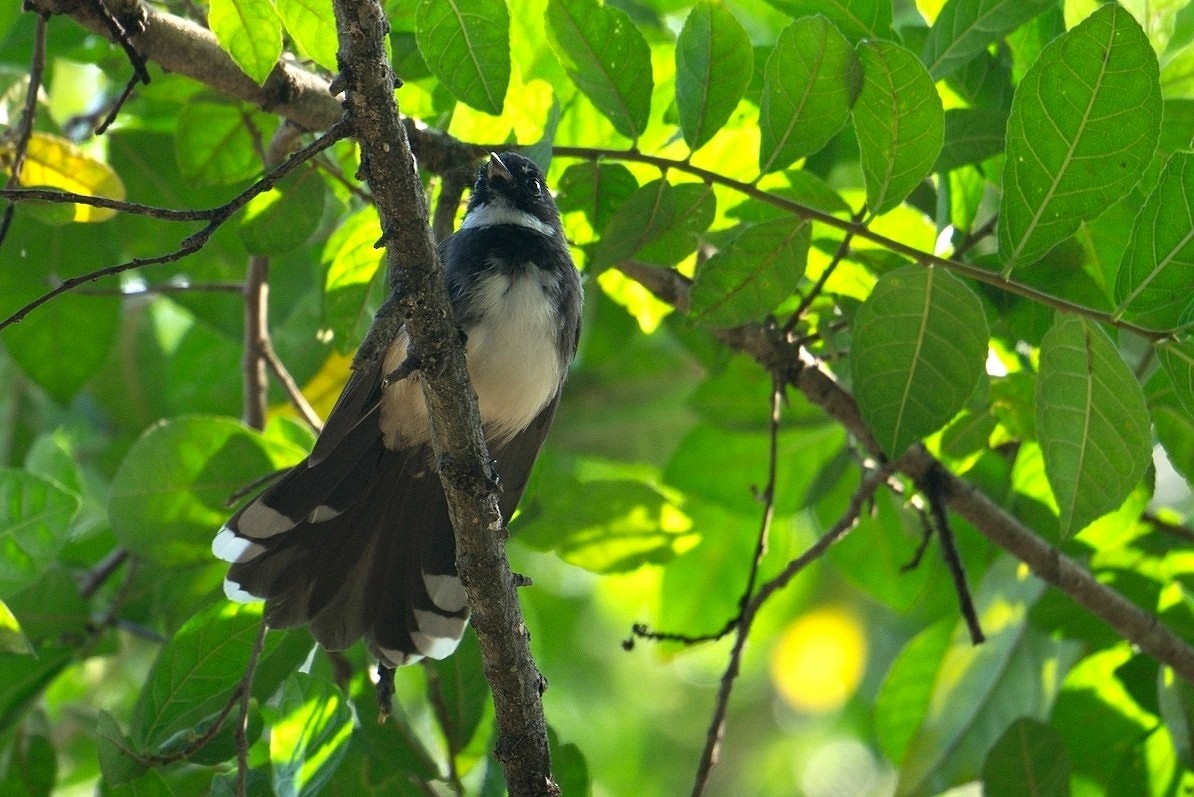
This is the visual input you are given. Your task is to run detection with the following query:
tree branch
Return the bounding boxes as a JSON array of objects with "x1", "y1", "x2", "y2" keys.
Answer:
[
  {"x1": 328, "y1": 1, "x2": 556, "y2": 793},
  {"x1": 622, "y1": 263, "x2": 1194, "y2": 684}
]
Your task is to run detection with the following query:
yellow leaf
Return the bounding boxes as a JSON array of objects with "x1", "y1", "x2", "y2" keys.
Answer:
[{"x1": 13, "y1": 132, "x2": 126, "y2": 222}]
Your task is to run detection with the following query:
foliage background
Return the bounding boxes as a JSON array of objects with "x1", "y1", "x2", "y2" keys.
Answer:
[{"x1": 2, "y1": 0, "x2": 1194, "y2": 795}]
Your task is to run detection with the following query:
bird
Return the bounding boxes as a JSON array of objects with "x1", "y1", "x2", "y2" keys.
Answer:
[{"x1": 212, "y1": 151, "x2": 582, "y2": 667}]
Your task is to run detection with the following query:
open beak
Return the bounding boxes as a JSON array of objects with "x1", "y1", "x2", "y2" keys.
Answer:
[{"x1": 487, "y1": 152, "x2": 513, "y2": 183}]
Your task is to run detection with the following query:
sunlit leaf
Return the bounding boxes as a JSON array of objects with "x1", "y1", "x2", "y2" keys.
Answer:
[
  {"x1": 515, "y1": 454, "x2": 696, "y2": 573},
  {"x1": 546, "y1": 0, "x2": 653, "y2": 140},
  {"x1": 416, "y1": 0, "x2": 510, "y2": 114},
  {"x1": 675, "y1": 1, "x2": 753, "y2": 152},
  {"x1": 322, "y1": 206, "x2": 385, "y2": 352},
  {"x1": 998, "y1": 5, "x2": 1161, "y2": 273},
  {"x1": 1113, "y1": 151, "x2": 1194, "y2": 331},
  {"x1": 0, "y1": 599, "x2": 32, "y2": 655},
  {"x1": 689, "y1": 218, "x2": 810, "y2": 327},
  {"x1": 851, "y1": 267, "x2": 989, "y2": 458},
  {"x1": 276, "y1": 0, "x2": 339, "y2": 71},
  {"x1": 758, "y1": 15, "x2": 861, "y2": 174},
  {"x1": 1036, "y1": 315, "x2": 1151, "y2": 537},
  {"x1": 853, "y1": 39, "x2": 944, "y2": 215},
  {"x1": 270, "y1": 670, "x2": 353, "y2": 797},
  {"x1": 208, "y1": 0, "x2": 282, "y2": 85},
  {"x1": 13, "y1": 132, "x2": 125, "y2": 222}
]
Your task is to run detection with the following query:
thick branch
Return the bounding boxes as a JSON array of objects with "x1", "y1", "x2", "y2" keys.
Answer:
[
  {"x1": 624, "y1": 263, "x2": 1194, "y2": 684},
  {"x1": 328, "y1": 1, "x2": 556, "y2": 794}
]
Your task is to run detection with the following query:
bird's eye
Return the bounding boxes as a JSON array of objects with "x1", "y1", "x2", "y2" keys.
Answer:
[{"x1": 528, "y1": 179, "x2": 542, "y2": 196}]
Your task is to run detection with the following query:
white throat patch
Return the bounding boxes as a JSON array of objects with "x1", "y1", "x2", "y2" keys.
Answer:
[{"x1": 459, "y1": 201, "x2": 556, "y2": 238}]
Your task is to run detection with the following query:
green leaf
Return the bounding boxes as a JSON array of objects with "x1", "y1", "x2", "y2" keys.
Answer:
[
  {"x1": 515, "y1": 454, "x2": 696, "y2": 573},
  {"x1": 276, "y1": 0, "x2": 338, "y2": 71},
  {"x1": 1158, "y1": 339, "x2": 1194, "y2": 418},
  {"x1": 851, "y1": 267, "x2": 989, "y2": 458},
  {"x1": 322, "y1": 206, "x2": 385, "y2": 352},
  {"x1": 7, "y1": 569, "x2": 90, "y2": 648},
  {"x1": 0, "y1": 645, "x2": 72, "y2": 735},
  {"x1": 934, "y1": 108, "x2": 1008, "y2": 172},
  {"x1": 208, "y1": 0, "x2": 282, "y2": 85},
  {"x1": 0, "y1": 470, "x2": 79, "y2": 598},
  {"x1": 416, "y1": 0, "x2": 510, "y2": 115},
  {"x1": 922, "y1": 0, "x2": 1055, "y2": 80},
  {"x1": 426, "y1": 631, "x2": 489, "y2": 756},
  {"x1": 546, "y1": 0, "x2": 653, "y2": 140},
  {"x1": 239, "y1": 166, "x2": 327, "y2": 255},
  {"x1": 1036, "y1": 315, "x2": 1151, "y2": 537},
  {"x1": 592, "y1": 178, "x2": 673, "y2": 270},
  {"x1": 1158, "y1": 666, "x2": 1194, "y2": 771},
  {"x1": 981, "y1": 717, "x2": 1071, "y2": 797},
  {"x1": 109, "y1": 416, "x2": 302, "y2": 566},
  {"x1": 0, "y1": 720, "x2": 57, "y2": 795},
  {"x1": 998, "y1": 4, "x2": 1161, "y2": 274},
  {"x1": 760, "y1": 0, "x2": 892, "y2": 42},
  {"x1": 891, "y1": 556, "x2": 1078, "y2": 797},
  {"x1": 1113, "y1": 151, "x2": 1194, "y2": 331},
  {"x1": 758, "y1": 15, "x2": 861, "y2": 174},
  {"x1": 131, "y1": 602, "x2": 310, "y2": 752},
  {"x1": 97, "y1": 710, "x2": 148, "y2": 787},
  {"x1": 634, "y1": 182, "x2": 716, "y2": 267},
  {"x1": 675, "y1": 1, "x2": 753, "y2": 152},
  {"x1": 1148, "y1": 366, "x2": 1194, "y2": 484},
  {"x1": 555, "y1": 161, "x2": 638, "y2": 232},
  {"x1": 875, "y1": 619, "x2": 954, "y2": 764},
  {"x1": 853, "y1": 39, "x2": 944, "y2": 215},
  {"x1": 3, "y1": 293, "x2": 118, "y2": 405},
  {"x1": 689, "y1": 218, "x2": 810, "y2": 327},
  {"x1": 176, "y1": 98, "x2": 268, "y2": 185},
  {"x1": 549, "y1": 726, "x2": 592, "y2": 797},
  {"x1": 270, "y1": 671, "x2": 353, "y2": 797}
]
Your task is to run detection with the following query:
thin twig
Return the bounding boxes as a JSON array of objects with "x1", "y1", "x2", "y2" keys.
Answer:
[
  {"x1": 919, "y1": 464, "x2": 984, "y2": 644},
  {"x1": 86, "y1": 0, "x2": 151, "y2": 83},
  {"x1": 0, "y1": 120, "x2": 350, "y2": 332},
  {"x1": 552, "y1": 146, "x2": 1172, "y2": 341},
  {"x1": 0, "y1": 188, "x2": 218, "y2": 220},
  {"x1": 0, "y1": 11, "x2": 50, "y2": 247},
  {"x1": 80, "y1": 549, "x2": 130, "y2": 599},
  {"x1": 262, "y1": 345, "x2": 324, "y2": 432},
  {"x1": 690, "y1": 376, "x2": 784, "y2": 797},
  {"x1": 784, "y1": 207, "x2": 867, "y2": 333},
  {"x1": 236, "y1": 621, "x2": 268, "y2": 796}
]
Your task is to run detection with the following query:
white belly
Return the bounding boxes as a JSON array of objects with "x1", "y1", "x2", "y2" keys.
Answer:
[{"x1": 380, "y1": 269, "x2": 562, "y2": 447}]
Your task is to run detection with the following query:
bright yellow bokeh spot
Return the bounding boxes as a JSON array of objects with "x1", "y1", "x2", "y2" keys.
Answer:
[{"x1": 770, "y1": 606, "x2": 867, "y2": 714}]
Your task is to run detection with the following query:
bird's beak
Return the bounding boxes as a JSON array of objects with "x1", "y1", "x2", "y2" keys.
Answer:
[{"x1": 487, "y1": 152, "x2": 513, "y2": 183}]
